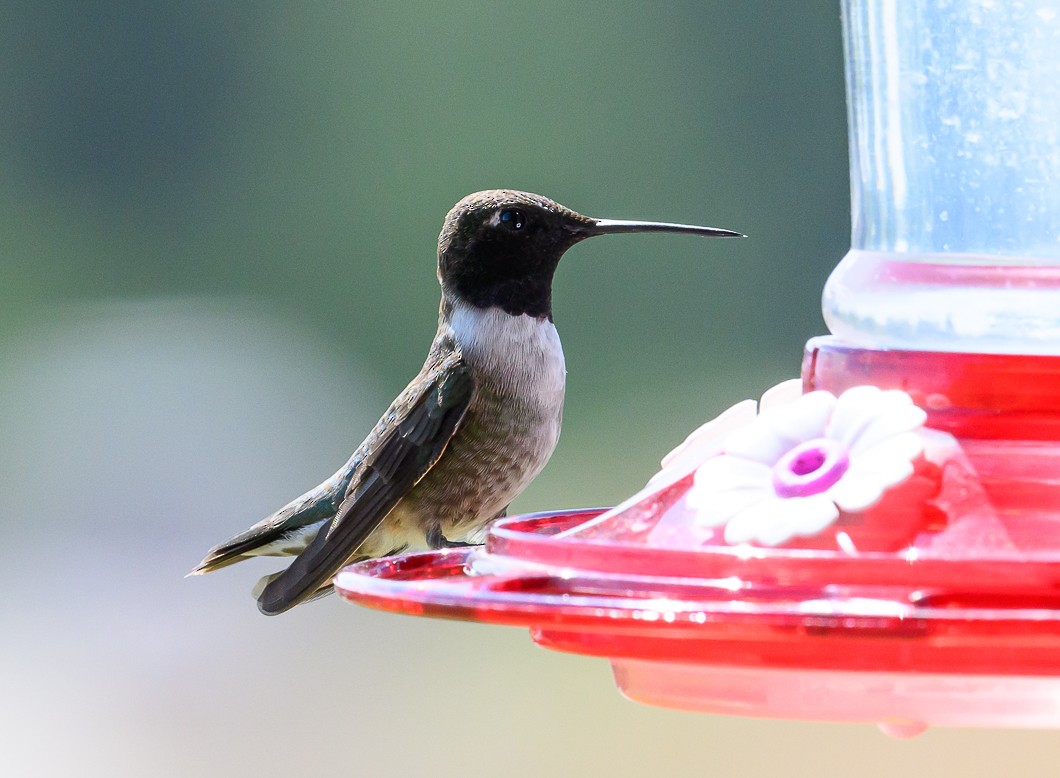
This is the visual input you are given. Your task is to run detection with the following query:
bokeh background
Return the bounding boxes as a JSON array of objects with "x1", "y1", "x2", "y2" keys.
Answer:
[{"x1": 1, "y1": 2, "x2": 1053, "y2": 776}]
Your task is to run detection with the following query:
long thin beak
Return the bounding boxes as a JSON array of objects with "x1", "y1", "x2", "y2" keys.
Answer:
[{"x1": 591, "y1": 218, "x2": 745, "y2": 239}]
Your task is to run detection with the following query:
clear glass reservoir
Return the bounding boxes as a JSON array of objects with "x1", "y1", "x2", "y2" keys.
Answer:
[{"x1": 824, "y1": 0, "x2": 1060, "y2": 353}]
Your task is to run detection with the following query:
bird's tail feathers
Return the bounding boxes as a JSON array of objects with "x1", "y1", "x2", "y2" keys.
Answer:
[
  {"x1": 187, "y1": 485, "x2": 342, "y2": 578},
  {"x1": 187, "y1": 533, "x2": 277, "y2": 577}
]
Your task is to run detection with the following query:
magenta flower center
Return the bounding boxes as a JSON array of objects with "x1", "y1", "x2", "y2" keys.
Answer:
[{"x1": 772, "y1": 437, "x2": 850, "y2": 498}]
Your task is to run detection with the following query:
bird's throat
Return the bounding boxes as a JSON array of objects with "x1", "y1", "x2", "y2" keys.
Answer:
[{"x1": 446, "y1": 303, "x2": 567, "y2": 399}]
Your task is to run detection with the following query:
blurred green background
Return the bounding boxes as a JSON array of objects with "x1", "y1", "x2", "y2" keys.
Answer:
[{"x1": 1, "y1": 2, "x2": 1051, "y2": 776}]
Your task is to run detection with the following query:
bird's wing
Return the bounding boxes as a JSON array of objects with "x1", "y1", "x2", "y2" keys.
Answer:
[{"x1": 256, "y1": 352, "x2": 475, "y2": 615}]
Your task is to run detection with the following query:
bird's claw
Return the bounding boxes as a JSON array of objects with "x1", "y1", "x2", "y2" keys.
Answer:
[{"x1": 426, "y1": 525, "x2": 479, "y2": 549}]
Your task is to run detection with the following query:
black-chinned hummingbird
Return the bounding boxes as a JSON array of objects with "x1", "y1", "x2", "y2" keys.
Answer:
[{"x1": 190, "y1": 190, "x2": 742, "y2": 615}]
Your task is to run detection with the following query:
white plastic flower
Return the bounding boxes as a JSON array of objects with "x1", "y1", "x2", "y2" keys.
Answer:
[{"x1": 685, "y1": 384, "x2": 927, "y2": 547}]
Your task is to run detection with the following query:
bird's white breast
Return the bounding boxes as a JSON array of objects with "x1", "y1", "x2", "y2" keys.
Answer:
[{"x1": 448, "y1": 303, "x2": 566, "y2": 398}]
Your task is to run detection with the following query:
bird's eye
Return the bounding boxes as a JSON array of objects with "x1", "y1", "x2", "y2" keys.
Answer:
[{"x1": 499, "y1": 209, "x2": 526, "y2": 230}]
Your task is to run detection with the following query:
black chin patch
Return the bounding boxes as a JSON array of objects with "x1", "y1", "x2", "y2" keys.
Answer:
[{"x1": 459, "y1": 275, "x2": 553, "y2": 320}]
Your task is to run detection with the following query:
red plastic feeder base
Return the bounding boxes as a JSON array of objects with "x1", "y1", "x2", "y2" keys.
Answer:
[{"x1": 336, "y1": 338, "x2": 1060, "y2": 732}]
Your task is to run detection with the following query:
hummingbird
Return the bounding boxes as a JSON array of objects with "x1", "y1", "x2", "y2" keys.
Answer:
[{"x1": 190, "y1": 190, "x2": 742, "y2": 615}]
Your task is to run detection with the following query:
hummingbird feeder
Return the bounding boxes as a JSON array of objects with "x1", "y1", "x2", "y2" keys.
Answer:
[{"x1": 336, "y1": 0, "x2": 1060, "y2": 735}]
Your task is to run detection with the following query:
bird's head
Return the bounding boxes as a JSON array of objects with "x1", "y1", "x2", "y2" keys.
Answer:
[{"x1": 437, "y1": 189, "x2": 743, "y2": 319}]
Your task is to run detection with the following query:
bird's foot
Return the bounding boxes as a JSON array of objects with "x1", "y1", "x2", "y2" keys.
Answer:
[{"x1": 426, "y1": 525, "x2": 480, "y2": 550}]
